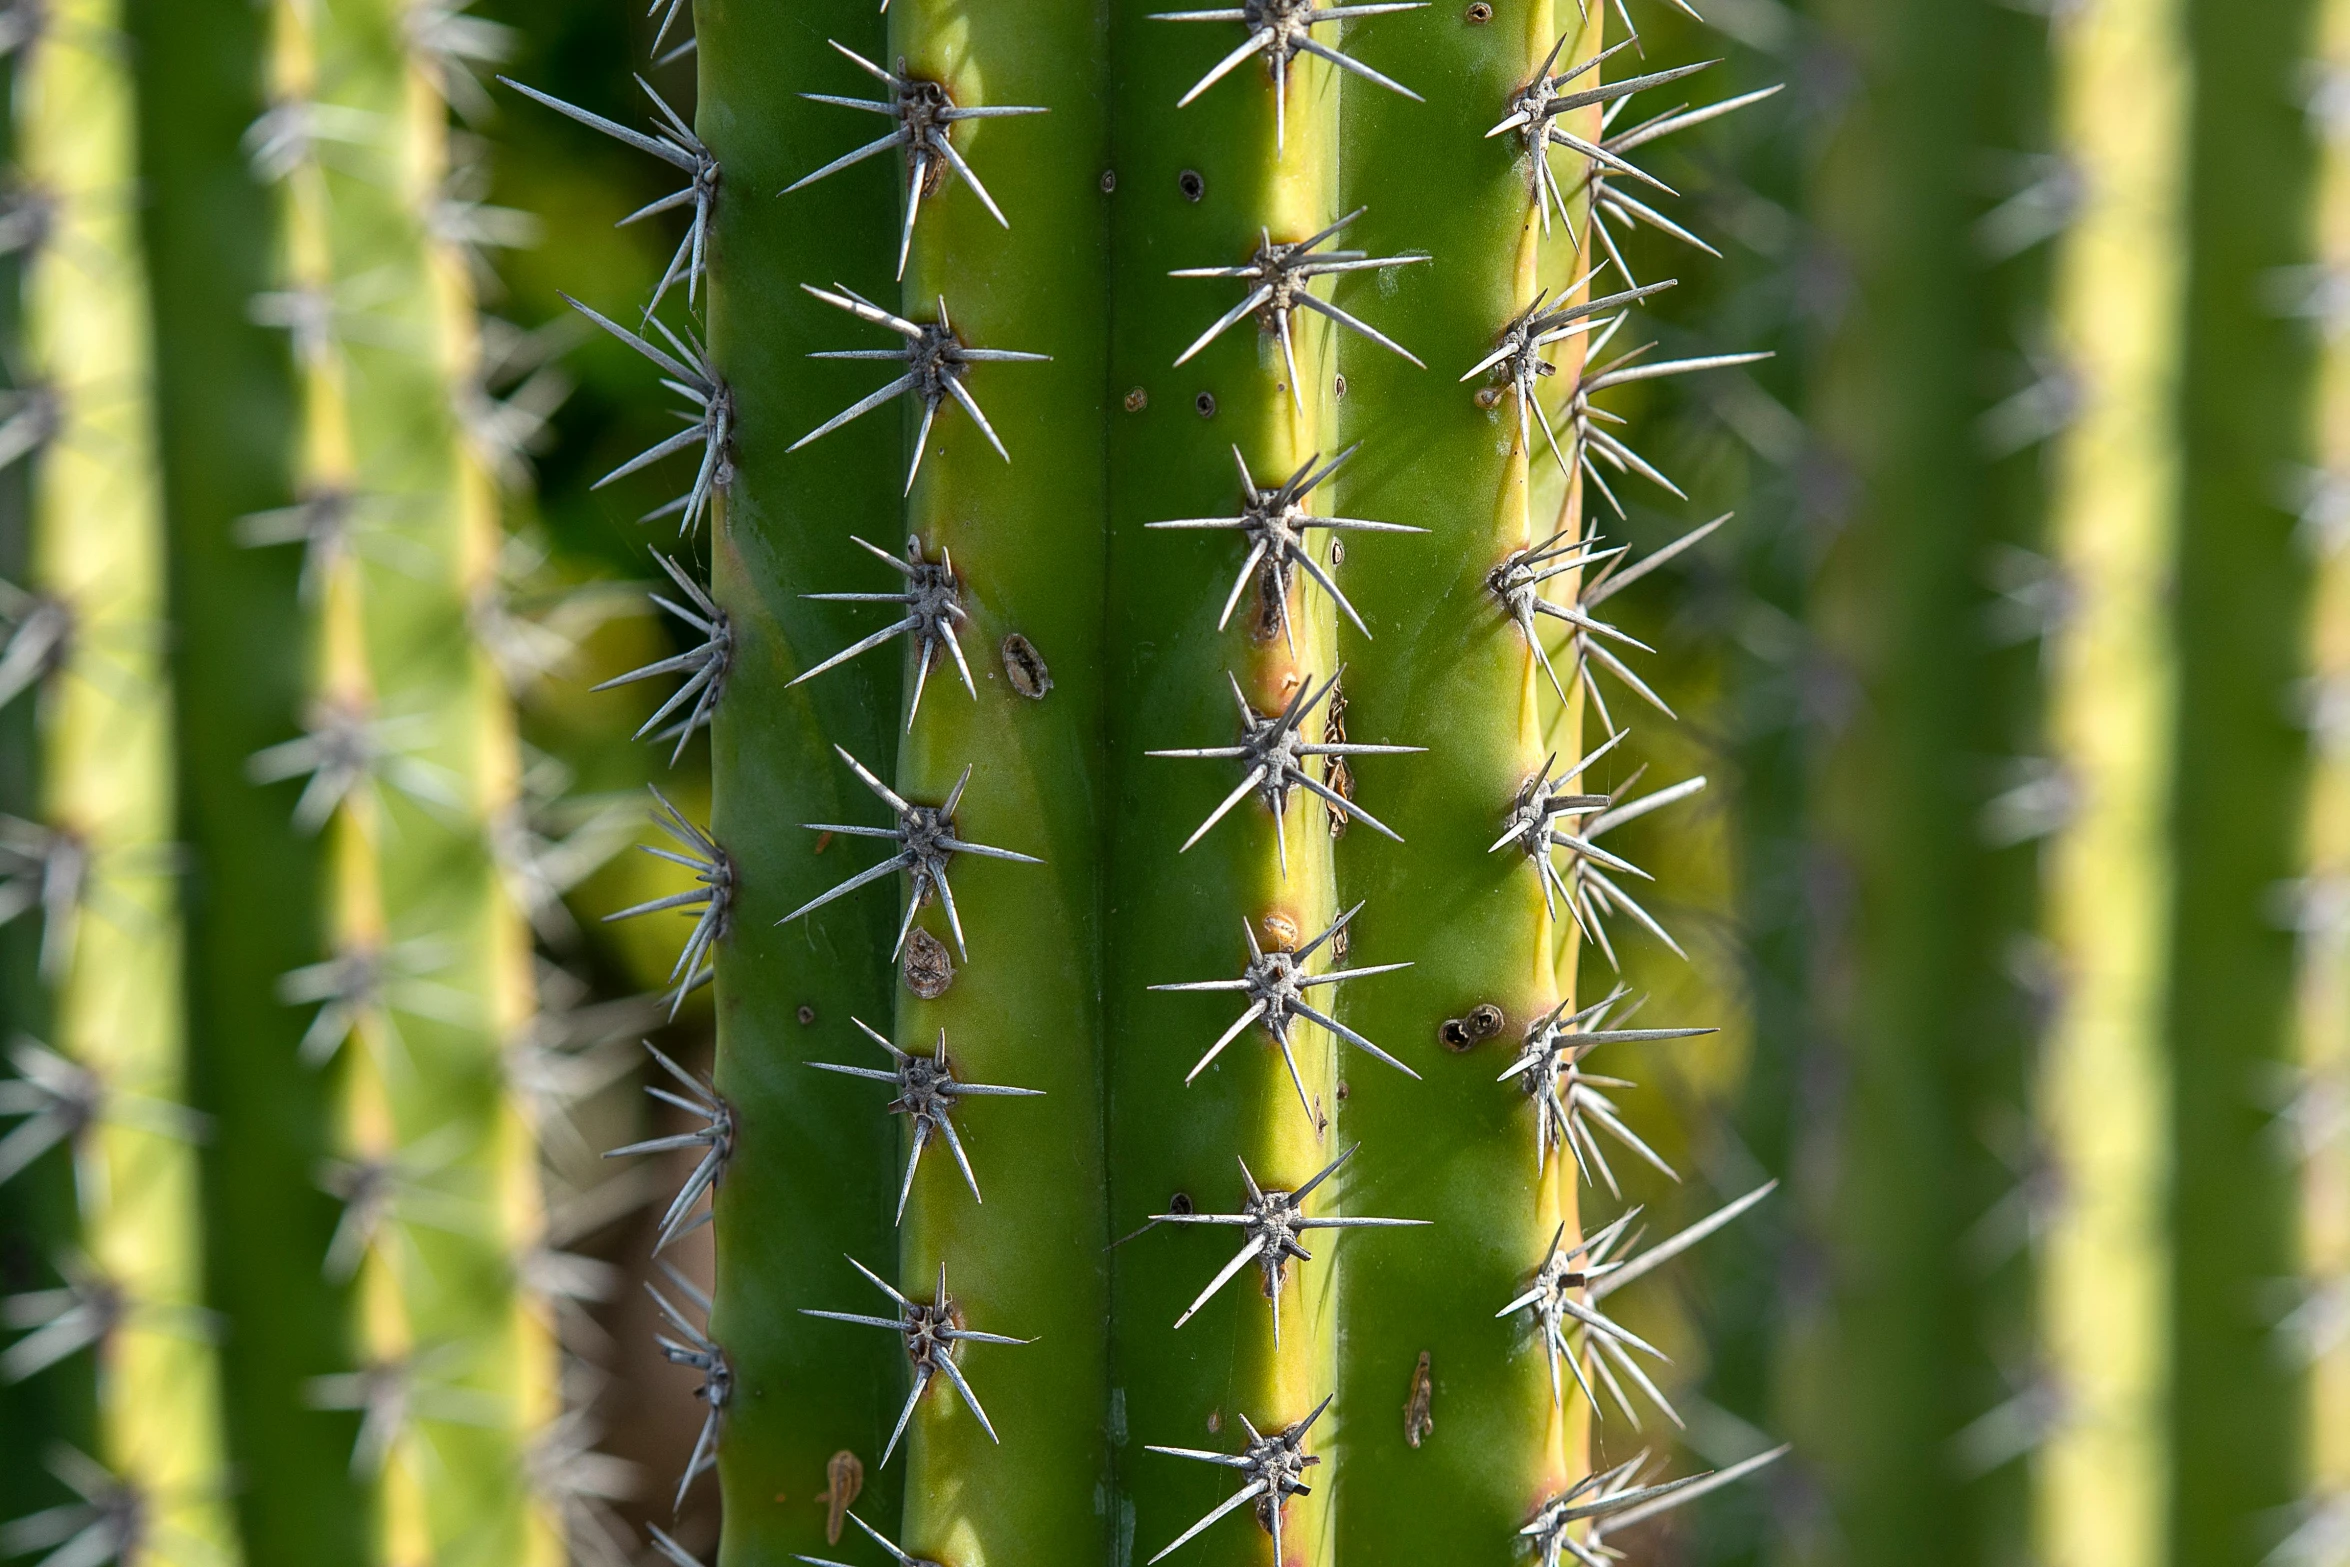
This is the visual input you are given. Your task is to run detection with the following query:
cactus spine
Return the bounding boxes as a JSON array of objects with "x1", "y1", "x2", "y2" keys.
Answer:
[
  {"x1": 0, "y1": 0, "x2": 240, "y2": 1556},
  {"x1": 527, "y1": 0, "x2": 1774, "y2": 1561},
  {"x1": 2033, "y1": 0, "x2": 2190, "y2": 1557},
  {"x1": 242, "y1": 0, "x2": 561, "y2": 1558}
]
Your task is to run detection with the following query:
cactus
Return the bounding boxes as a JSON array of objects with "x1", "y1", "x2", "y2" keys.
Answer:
[
  {"x1": 511, "y1": 0, "x2": 1784, "y2": 1560},
  {"x1": 0, "y1": 0, "x2": 241, "y2": 1559},
  {"x1": 1775, "y1": 0, "x2": 2061, "y2": 1558},
  {"x1": 2028, "y1": 0, "x2": 2195, "y2": 1557},
  {"x1": 2289, "y1": 1, "x2": 2350, "y2": 1550},
  {"x1": 132, "y1": 0, "x2": 357, "y2": 1560},
  {"x1": 0, "y1": 29, "x2": 85, "y2": 1528},
  {"x1": 169, "y1": 0, "x2": 570, "y2": 1560},
  {"x1": 2160, "y1": 0, "x2": 2320, "y2": 1551},
  {"x1": 2028, "y1": 0, "x2": 2328, "y2": 1554}
]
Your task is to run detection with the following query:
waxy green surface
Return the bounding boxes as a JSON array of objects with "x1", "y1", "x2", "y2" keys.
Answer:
[
  {"x1": 882, "y1": 2, "x2": 1113, "y2": 1565},
  {"x1": 1800, "y1": 0, "x2": 2037, "y2": 1558},
  {"x1": 698, "y1": 0, "x2": 907, "y2": 1559},
  {"x1": 1332, "y1": 0, "x2": 1586, "y2": 1558},
  {"x1": 2166, "y1": 0, "x2": 2319, "y2": 1549},
  {"x1": 1102, "y1": 7, "x2": 1355, "y2": 1567},
  {"x1": 132, "y1": 0, "x2": 359, "y2": 1561}
]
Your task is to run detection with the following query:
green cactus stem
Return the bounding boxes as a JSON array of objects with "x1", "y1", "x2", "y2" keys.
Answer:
[
  {"x1": 654, "y1": 1, "x2": 908, "y2": 1557},
  {"x1": 1789, "y1": 0, "x2": 2056, "y2": 1557},
  {"x1": 2292, "y1": 0, "x2": 2350, "y2": 1538},
  {"x1": 244, "y1": 0, "x2": 563, "y2": 1558},
  {"x1": 535, "y1": 0, "x2": 1781, "y2": 1563},
  {"x1": 2032, "y1": 0, "x2": 2191, "y2": 1558},
  {"x1": 2163, "y1": 0, "x2": 2321, "y2": 1550},
  {"x1": 859, "y1": 1, "x2": 1114, "y2": 1563},
  {"x1": 1326, "y1": 0, "x2": 1597, "y2": 1556},
  {"x1": 0, "y1": 0, "x2": 241, "y2": 1559},
  {"x1": 131, "y1": 0, "x2": 357, "y2": 1559},
  {"x1": 1101, "y1": 6, "x2": 1382, "y2": 1567},
  {"x1": 1333, "y1": 3, "x2": 1779, "y2": 1563},
  {"x1": 0, "y1": 32, "x2": 85, "y2": 1526}
]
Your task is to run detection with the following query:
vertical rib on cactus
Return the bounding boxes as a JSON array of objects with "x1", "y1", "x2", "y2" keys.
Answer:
[
  {"x1": 1328, "y1": 0, "x2": 1588, "y2": 1557},
  {"x1": 875, "y1": 0, "x2": 1112, "y2": 1558},
  {"x1": 687, "y1": 0, "x2": 905, "y2": 1555},
  {"x1": 2292, "y1": 4, "x2": 2350, "y2": 1541},
  {"x1": 1104, "y1": 8, "x2": 1352, "y2": 1567},
  {"x1": 0, "y1": 0, "x2": 240, "y2": 1557},
  {"x1": 0, "y1": 32, "x2": 88, "y2": 1525},
  {"x1": 253, "y1": 0, "x2": 559, "y2": 1557},
  {"x1": 2163, "y1": 0, "x2": 2321, "y2": 1549},
  {"x1": 1795, "y1": 0, "x2": 2037, "y2": 1555},
  {"x1": 2032, "y1": 0, "x2": 2189, "y2": 1558},
  {"x1": 131, "y1": 0, "x2": 355, "y2": 1558},
  {"x1": 1334, "y1": 2, "x2": 1783, "y2": 1557}
]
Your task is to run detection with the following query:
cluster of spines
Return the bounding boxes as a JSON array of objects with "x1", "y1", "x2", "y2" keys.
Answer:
[{"x1": 505, "y1": 2, "x2": 1794, "y2": 1565}]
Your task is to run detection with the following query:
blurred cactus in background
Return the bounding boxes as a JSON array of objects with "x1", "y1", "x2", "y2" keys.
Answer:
[{"x1": 0, "y1": 1, "x2": 2342, "y2": 1566}]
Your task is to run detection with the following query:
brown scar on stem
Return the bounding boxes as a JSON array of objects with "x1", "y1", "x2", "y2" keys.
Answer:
[
  {"x1": 822, "y1": 1450, "x2": 864, "y2": 1543},
  {"x1": 1404, "y1": 1350, "x2": 1434, "y2": 1447}
]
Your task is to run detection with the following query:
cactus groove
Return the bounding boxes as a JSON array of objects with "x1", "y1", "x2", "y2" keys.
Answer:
[{"x1": 523, "y1": 0, "x2": 1781, "y2": 1562}]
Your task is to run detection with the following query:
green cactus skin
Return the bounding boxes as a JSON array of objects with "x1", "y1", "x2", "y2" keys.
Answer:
[
  {"x1": 541, "y1": 0, "x2": 1773, "y2": 1562},
  {"x1": 2297, "y1": 0, "x2": 2350, "y2": 1531},
  {"x1": 1101, "y1": 11, "x2": 1358, "y2": 1567},
  {"x1": 878, "y1": 2, "x2": 1114, "y2": 1565},
  {"x1": 0, "y1": 42, "x2": 89, "y2": 1526},
  {"x1": 1327, "y1": 0, "x2": 1588, "y2": 1559},
  {"x1": 2033, "y1": 0, "x2": 2189, "y2": 1559},
  {"x1": 2164, "y1": 0, "x2": 2320, "y2": 1550},
  {"x1": 0, "y1": 0, "x2": 241, "y2": 1557},
  {"x1": 689, "y1": 2, "x2": 907, "y2": 1559},
  {"x1": 1790, "y1": 0, "x2": 2053, "y2": 1559},
  {"x1": 129, "y1": 0, "x2": 360, "y2": 1560},
  {"x1": 247, "y1": 0, "x2": 562, "y2": 1559}
]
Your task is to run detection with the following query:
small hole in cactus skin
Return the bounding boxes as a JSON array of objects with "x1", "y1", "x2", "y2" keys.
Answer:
[
  {"x1": 1474, "y1": 385, "x2": 1503, "y2": 409},
  {"x1": 1336, "y1": 1080, "x2": 1350, "y2": 1101},
  {"x1": 1439, "y1": 1003, "x2": 1504, "y2": 1051},
  {"x1": 1001, "y1": 633, "x2": 1053, "y2": 699},
  {"x1": 1195, "y1": 391, "x2": 1217, "y2": 418},
  {"x1": 1124, "y1": 386, "x2": 1148, "y2": 413},
  {"x1": 1465, "y1": 2, "x2": 1492, "y2": 20},
  {"x1": 797, "y1": 1004, "x2": 818, "y2": 1026},
  {"x1": 1169, "y1": 1191, "x2": 1194, "y2": 1214},
  {"x1": 1100, "y1": 169, "x2": 1117, "y2": 193},
  {"x1": 1178, "y1": 168, "x2": 1205, "y2": 201},
  {"x1": 1333, "y1": 373, "x2": 1347, "y2": 399}
]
